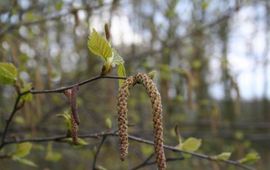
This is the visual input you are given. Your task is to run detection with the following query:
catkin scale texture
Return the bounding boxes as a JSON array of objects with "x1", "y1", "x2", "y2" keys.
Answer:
[{"x1": 117, "y1": 73, "x2": 166, "y2": 170}]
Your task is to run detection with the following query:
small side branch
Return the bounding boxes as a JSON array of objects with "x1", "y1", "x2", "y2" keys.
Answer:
[
  {"x1": 0, "y1": 94, "x2": 23, "y2": 149},
  {"x1": 92, "y1": 136, "x2": 107, "y2": 170}
]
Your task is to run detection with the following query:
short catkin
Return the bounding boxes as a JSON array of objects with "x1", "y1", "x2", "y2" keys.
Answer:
[
  {"x1": 71, "y1": 113, "x2": 78, "y2": 144},
  {"x1": 117, "y1": 73, "x2": 166, "y2": 170}
]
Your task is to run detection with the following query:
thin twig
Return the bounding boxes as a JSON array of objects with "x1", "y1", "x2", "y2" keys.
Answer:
[
  {"x1": 0, "y1": 2, "x2": 112, "y2": 37},
  {"x1": 0, "y1": 94, "x2": 23, "y2": 149},
  {"x1": 2, "y1": 132, "x2": 255, "y2": 170},
  {"x1": 131, "y1": 157, "x2": 184, "y2": 170},
  {"x1": 28, "y1": 75, "x2": 126, "y2": 94},
  {"x1": 92, "y1": 136, "x2": 107, "y2": 170},
  {"x1": 130, "y1": 153, "x2": 155, "y2": 170}
]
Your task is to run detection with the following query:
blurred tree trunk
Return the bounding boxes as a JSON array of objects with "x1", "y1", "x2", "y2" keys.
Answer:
[
  {"x1": 190, "y1": 1, "x2": 209, "y2": 118},
  {"x1": 262, "y1": 0, "x2": 270, "y2": 121}
]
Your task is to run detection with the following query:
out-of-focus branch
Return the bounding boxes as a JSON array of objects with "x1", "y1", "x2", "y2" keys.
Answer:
[
  {"x1": 1, "y1": 131, "x2": 255, "y2": 170},
  {"x1": 92, "y1": 136, "x2": 107, "y2": 170},
  {"x1": 131, "y1": 157, "x2": 184, "y2": 170},
  {"x1": 0, "y1": 93, "x2": 24, "y2": 149},
  {"x1": 0, "y1": 2, "x2": 111, "y2": 37}
]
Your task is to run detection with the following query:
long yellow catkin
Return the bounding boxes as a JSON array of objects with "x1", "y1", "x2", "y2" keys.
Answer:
[{"x1": 117, "y1": 73, "x2": 166, "y2": 170}]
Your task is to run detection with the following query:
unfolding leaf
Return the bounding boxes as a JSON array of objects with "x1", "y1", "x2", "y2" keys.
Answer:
[
  {"x1": 0, "y1": 62, "x2": 17, "y2": 85},
  {"x1": 88, "y1": 29, "x2": 112, "y2": 60},
  {"x1": 12, "y1": 142, "x2": 32, "y2": 158},
  {"x1": 238, "y1": 152, "x2": 260, "y2": 164},
  {"x1": 57, "y1": 111, "x2": 71, "y2": 130},
  {"x1": 212, "y1": 152, "x2": 231, "y2": 161},
  {"x1": 177, "y1": 137, "x2": 202, "y2": 152},
  {"x1": 112, "y1": 49, "x2": 124, "y2": 67},
  {"x1": 117, "y1": 64, "x2": 126, "y2": 87},
  {"x1": 12, "y1": 156, "x2": 37, "y2": 167},
  {"x1": 21, "y1": 83, "x2": 33, "y2": 102}
]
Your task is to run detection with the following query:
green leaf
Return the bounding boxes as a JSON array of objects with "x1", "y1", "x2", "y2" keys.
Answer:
[
  {"x1": 213, "y1": 152, "x2": 231, "y2": 161},
  {"x1": 21, "y1": 83, "x2": 33, "y2": 102},
  {"x1": 55, "y1": 2, "x2": 63, "y2": 11},
  {"x1": 63, "y1": 137, "x2": 88, "y2": 146},
  {"x1": 77, "y1": 138, "x2": 89, "y2": 146},
  {"x1": 57, "y1": 111, "x2": 71, "y2": 130},
  {"x1": 95, "y1": 165, "x2": 107, "y2": 170},
  {"x1": 238, "y1": 152, "x2": 260, "y2": 164},
  {"x1": 177, "y1": 137, "x2": 202, "y2": 152},
  {"x1": 88, "y1": 29, "x2": 112, "y2": 60},
  {"x1": 12, "y1": 156, "x2": 37, "y2": 167},
  {"x1": 140, "y1": 145, "x2": 153, "y2": 156},
  {"x1": 148, "y1": 70, "x2": 157, "y2": 80},
  {"x1": 111, "y1": 49, "x2": 124, "y2": 67},
  {"x1": 45, "y1": 143, "x2": 62, "y2": 162},
  {"x1": 105, "y1": 117, "x2": 112, "y2": 129},
  {"x1": 12, "y1": 142, "x2": 32, "y2": 158},
  {"x1": 0, "y1": 62, "x2": 17, "y2": 85},
  {"x1": 117, "y1": 64, "x2": 126, "y2": 87},
  {"x1": 14, "y1": 116, "x2": 25, "y2": 125}
]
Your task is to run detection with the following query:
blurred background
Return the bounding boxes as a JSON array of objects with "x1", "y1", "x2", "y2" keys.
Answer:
[{"x1": 0, "y1": 0, "x2": 269, "y2": 169}]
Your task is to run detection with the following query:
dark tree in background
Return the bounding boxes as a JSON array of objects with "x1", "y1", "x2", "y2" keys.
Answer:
[{"x1": 0, "y1": 0, "x2": 269, "y2": 169}]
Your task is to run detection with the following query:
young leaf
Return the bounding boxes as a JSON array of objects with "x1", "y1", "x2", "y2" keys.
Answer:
[
  {"x1": 21, "y1": 83, "x2": 33, "y2": 102},
  {"x1": 111, "y1": 48, "x2": 124, "y2": 67},
  {"x1": 77, "y1": 138, "x2": 89, "y2": 146},
  {"x1": 0, "y1": 62, "x2": 18, "y2": 85},
  {"x1": 212, "y1": 152, "x2": 231, "y2": 161},
  {"x1": 88, "y1": 29, "x2": 112, "y2": 60},
  {"x1": 238, "y1": 152, "x2": 260, "y2": 164},
  {"x1": 12, "y1": 156, "x2": 37, "y2": 167},
  {"x1": 177, "y1": 137, "x2": 202, "y2": 152},
  {"x1": 105, "y1": 117, "x2": 112, "y2": 129},
  {"x1": 12, "y1": 142, "x2": 32, "y2": 158},
  {"x1": 117, "y1": 63, "x2": 126, "y2": 87},
  {"x1": 57, "y1": 111, "x2": 72, "y2": 130}
]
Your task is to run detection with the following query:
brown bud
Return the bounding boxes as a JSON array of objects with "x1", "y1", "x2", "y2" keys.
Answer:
[{"x1": 104, "y1": 23, "x2": 111, "y2": 41}]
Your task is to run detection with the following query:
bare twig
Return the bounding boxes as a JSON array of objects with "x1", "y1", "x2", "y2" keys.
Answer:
[
  {"x1": 130, "y1": 153, "x2": 155, "y2": 170},
  {"x1": 131, "y1": 157, "x2": 184, "y2": 170},
  {"x1": 0, "y1": 94, "x2": 23, "y2": 149},
  {"x1": 0, "y1": 2, "x2": 112, "y2": 37},
  {"x1": 28, "y1": 75, "x2": 126, "y2": 94}
]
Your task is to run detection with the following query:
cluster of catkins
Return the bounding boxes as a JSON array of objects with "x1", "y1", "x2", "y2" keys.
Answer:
[{"x1": 117, "y1": 73, "x2": 166, "y2": 170}]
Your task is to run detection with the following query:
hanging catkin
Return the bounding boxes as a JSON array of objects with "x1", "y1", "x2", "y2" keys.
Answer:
[
  {"x1": 117, "y1": 73, "x2": 166, "y2": 170},
  {"x1": 117, "y1": 76, "x2": 136, "y2": 161}
]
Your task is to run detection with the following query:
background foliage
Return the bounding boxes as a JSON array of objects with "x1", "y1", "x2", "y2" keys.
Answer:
[{"x1": 0, "y1": 0, "x2": 269, "y2": 169}]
